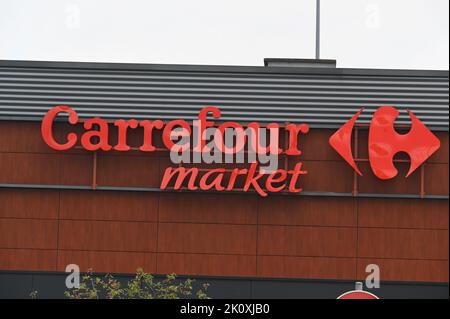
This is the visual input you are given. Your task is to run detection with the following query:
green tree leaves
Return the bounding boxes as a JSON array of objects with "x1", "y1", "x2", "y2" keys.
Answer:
[{"x1": 63, "y1": 268, "x2": 210, "y2": 299}]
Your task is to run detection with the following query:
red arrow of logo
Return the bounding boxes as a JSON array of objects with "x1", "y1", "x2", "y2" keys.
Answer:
[{"x1": 329, "y1": 108, "x2": 364, "y2": 176}]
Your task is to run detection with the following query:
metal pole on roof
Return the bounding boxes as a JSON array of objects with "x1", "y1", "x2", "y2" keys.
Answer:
[{"x1": 315, "y1": 0, "x2": 321, "y2": 59}]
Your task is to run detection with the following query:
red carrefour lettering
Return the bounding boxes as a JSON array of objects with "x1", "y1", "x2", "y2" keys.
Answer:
[
  {"x1": 247, "y1": 122, "x2": 282, "y2": 155},
  {"x1": 162, "y1": 119, "x2": 191, "y2": 150},
  {"x1": 215, "y1": 121, "x2": 246, "y2": 154},
  {"x1": 114, "y1": 119, "x2": 138, "y2": 151},
  {"x1": 81, "y1": 117, "x2": 112, "y2": 151},
  {"x1": 266, "y1": 169, "x2": 287, "y2": 192},
  {"x1": 41, "y1": 105, "x2": 78, "y2": 150},
  {"x1": 288, "y1": 162, "x2": 307, "y2": 192},
  {"x1": 42, "y1": 105, "x2": 310, "y2": 197},
  {"x1": 285, "y1": 123, "x2": 310, "y2": 155},
  {"x1": 160, "y1": 161, "x2": 306, "y2": 196},
  {"x1": 193, "y1": 106, "x2": 221, "y2": 153},
  {"x1": 160, "y1": 166, "x2": 199, "y2": 190},
  {"x1": 243, "y1": 162, "x2": 267, "y2": 196},
  {"x1": 199, "y1": 168, "x2": 226, "y2": 191},
  {"x1": 139, "y1": 120, "x2": 164, "y2": 152}
]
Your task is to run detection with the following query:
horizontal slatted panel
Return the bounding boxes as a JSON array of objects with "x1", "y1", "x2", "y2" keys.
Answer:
[{"x1": 0, "y1": 61, "x2": 448, "y2": 129}]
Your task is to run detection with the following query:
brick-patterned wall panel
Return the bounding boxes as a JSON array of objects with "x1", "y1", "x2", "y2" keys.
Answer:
[{"x1": 0, "y1": 121, "x2": 448, "y2": 282}]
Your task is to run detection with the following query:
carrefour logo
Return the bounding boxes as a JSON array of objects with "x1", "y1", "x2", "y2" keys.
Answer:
[{"x1": 329, "y1": 106, "x2": 441, "y2": 180}]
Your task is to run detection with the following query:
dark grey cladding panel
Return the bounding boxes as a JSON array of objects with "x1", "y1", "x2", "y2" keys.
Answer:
[
  {"x1": 0, "y1": 270, "x2": 448, "y2": 299},
  {"x1": 0, "y1": 60, "x2": 448, "y2": 130}
]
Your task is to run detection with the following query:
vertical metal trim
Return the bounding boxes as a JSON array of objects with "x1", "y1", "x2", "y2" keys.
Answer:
[
  {"x1": 420, "y1": 164, "x2": 426, "y2": 198},
  {"x1": 92, "y1": 151, "x2": 97, "y2": 190},
  {"x1": 284, "y1": 123, "x2": 289, "y2": 190},
  {"x1": 353, "y1": 127, "x2": 359, "y2": 196}
]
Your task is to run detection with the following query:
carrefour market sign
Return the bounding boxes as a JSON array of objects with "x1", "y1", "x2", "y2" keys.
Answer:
[{"x1": 41, "y1": 105, "x2": 440, "y2": 197}]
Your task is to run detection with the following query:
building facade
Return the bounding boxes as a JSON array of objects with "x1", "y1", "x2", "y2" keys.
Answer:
[{"x1": 0, "y1": 59, "x2": 448, "y2": 298}]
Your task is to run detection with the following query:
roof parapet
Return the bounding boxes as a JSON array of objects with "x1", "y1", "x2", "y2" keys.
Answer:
[{"x1": 264, "y1": 58, "x2": 336, "y2": 68}]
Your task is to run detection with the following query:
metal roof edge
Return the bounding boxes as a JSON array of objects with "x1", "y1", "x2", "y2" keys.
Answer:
[{"x1": 0, "y1": 59, "x2": 448, "y2": 77}]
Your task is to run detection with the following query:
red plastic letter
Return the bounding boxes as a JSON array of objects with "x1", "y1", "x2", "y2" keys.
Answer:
[
  {"x1": 160, "y1": 166, "x2": 198, "y2": 190},
  {"x1": 81, "y1": 118, "x2": 112, "y2": 151},
  {"x1": 162, "y1": 120, "x2": 192, "y2": 151},
  {"x1": 41, "y1": 105, "x2": 78, "y2": 150},
  {"x1": 140, "y1": 120, "x2": 164, "y2": 152},
  {"x1": 285, "y1": 123, "x2": 309, "y2": 155},
  {"x1": 194, "y1": 106, "x2": 221, "y2": 153},
  {"x1": 114, "y1": 119, "x2": 138, "y2": 151}
]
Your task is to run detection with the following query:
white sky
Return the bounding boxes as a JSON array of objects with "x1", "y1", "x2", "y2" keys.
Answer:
[{"x1": 0, "y1": 0, "x2": 448, "y2": 70}]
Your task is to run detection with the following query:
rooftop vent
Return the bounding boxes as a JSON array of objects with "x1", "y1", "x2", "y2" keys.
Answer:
[{"x1": 264, "y1": 58, "x2": 336, "y2": 68}]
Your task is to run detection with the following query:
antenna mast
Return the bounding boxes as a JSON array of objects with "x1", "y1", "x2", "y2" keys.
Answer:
[{"x1": 315, "y1": 0, "x2": 321, "y2": 59}]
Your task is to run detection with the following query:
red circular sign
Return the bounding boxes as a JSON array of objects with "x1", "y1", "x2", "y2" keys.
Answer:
[{"x1": 337, "y1": 290, "x2": 379, "y2": 299}]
